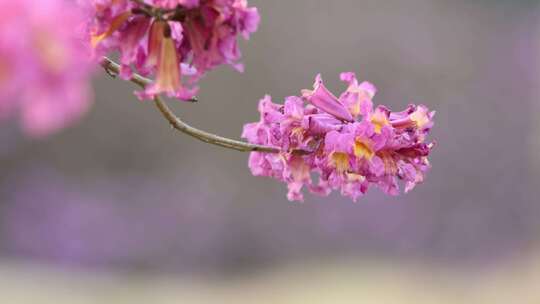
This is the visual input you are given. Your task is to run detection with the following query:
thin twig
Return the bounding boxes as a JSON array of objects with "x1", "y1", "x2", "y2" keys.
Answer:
[{"x1": 99, "y1": 57, "x2": 280, "y2": 153}]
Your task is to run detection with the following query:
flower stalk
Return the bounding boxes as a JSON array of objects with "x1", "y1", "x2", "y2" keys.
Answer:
[{"x1": 100, "y1": 57, "x2": 279, "y2": 153}]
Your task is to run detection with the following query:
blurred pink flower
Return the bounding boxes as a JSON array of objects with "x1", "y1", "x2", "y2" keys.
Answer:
[
  {"x1": 243, "y1": 73, "x2": 436, "y2": 202},
  {"x1": 0, "y1": 0, "x2": 94, "y2": 137},
  {"x1": 86, "y1": 0, "x2": 260, "y2": 100}
]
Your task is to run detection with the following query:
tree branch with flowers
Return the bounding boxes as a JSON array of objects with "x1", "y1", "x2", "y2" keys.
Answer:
[{"x1": 0, "y1": 0, "x2": 435, "y2": 202}]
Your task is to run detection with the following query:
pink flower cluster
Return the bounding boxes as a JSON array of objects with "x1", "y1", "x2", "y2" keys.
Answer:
[
  {"x1": 86, "y1": 0, "x2": 260, "y2": 100},
  {"x1": 0, "y1": 0, "x2": 94, "y2": 137},
  {"x1": 243, "y1": 73, "x2": 435, "y2": 202}
]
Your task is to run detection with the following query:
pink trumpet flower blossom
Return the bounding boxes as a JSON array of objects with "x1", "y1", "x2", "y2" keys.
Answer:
[
  {"x1": 85, "y1": 0, "x2": 260, "y2": 100},
  {"x1": 243, "y1": 73, "x2": 435, "y2": 202},
  {"x1": 0, "y1": 0, "x2": 94, "y2": 137}
]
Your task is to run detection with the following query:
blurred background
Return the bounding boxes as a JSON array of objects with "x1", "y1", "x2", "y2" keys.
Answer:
[{"x1": 1, "y1": 0, "x2": 540, "y2": 302}]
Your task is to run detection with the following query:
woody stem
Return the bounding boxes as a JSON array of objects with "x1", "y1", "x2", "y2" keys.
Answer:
[{"x1": 100, "y1": 57, "x2": 280, "y2": 153}]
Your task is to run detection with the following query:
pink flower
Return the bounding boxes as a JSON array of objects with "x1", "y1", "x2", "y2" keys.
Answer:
[
  {"x1": 0, "y1": 0, "x2": 94, "y2": 137},
  {"x1": 302, "y1": 74, "x2": 353, "y2": 122},
  {"x1": 243, "y1": 73, "x2": 436, "y2": 202},
  {"x1": 339, "y1": 72, "x2": 376, "y2": 118},
  {"x1": 86, "y1": 0, "x2": 260, "y2": 100}
]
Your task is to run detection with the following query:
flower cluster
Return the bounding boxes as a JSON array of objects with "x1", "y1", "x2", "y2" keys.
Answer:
[
  {"x1": 243, "y1": 73, "x2": 435, "y2": 202},
  {"x1": 0, "y1": 0, "x2": 94, "y2": 137},
  {"x1": 86, "y1": 0, "x2": 260, "y2": 100}
]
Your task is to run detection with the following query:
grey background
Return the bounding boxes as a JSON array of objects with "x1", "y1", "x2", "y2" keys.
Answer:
[{"x1": 0, "y1": 0, "x2": 538, "y2": 274}]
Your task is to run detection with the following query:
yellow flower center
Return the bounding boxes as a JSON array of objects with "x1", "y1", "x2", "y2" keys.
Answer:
[
  {"x1": 410, "y1": 108, "x2": 430, "y2": 129},
  {"x1": 347, "y1": 87, "x2": 370, "y2": 117},
  {"x1": 353, "y1": 137, "x2": 374, "y2": 161},
  {"x1": 370, "y1": 111, "x2": 389, "y2": 134},
  {"x1": 331, "y1": 152, "x2": 350, "y2": 173},
  {"x1": 290, "y1": 126, "x2": 304, "y2": 138}
]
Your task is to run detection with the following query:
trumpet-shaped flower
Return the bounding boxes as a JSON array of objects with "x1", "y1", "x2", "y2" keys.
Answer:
[
  {"x1": 86, "y1": 0, "x2": 260, "y2": 100},
  {"x1": 243, "y1": 73, "x2": 435, "y2": 202}
]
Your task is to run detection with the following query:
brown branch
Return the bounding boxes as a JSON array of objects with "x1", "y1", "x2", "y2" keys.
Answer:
[
  {"x1": 129, "y1": 0, "x2": 183, "y2": 20},
  {"x1": 99, "y1": 57, "x2": 280, "y2": 153}
]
